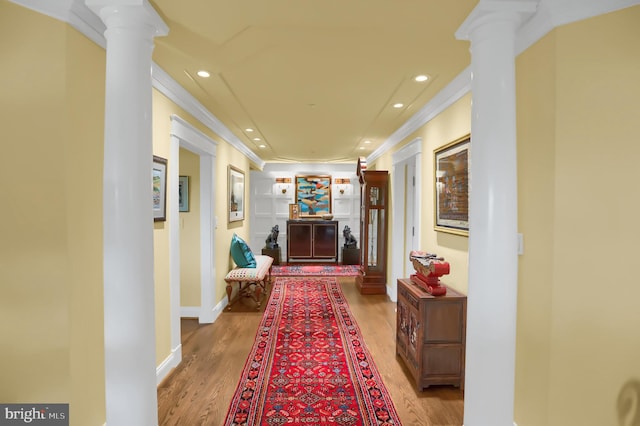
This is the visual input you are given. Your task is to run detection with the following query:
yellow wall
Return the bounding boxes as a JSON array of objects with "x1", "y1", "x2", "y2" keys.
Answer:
[
  {"x1": 152, "y1": 90, "x2": 252, "y2": 365},
  {"x1": 0, "y1": 2, "x2": 106, "y2": 425},
  {"x1": 6, "y1": 2, "x2": 639, "y2": 425},
  {"x1": 1, "y1": 3, "x2": 254, "y2": 423},
  {"x1": 550, "y1": 7, "x2": 640, "y2": 426},
  {"x1": 515, "y1": 6, "x2": 640, "y2": 426},
  {"x1": 373, "y1": 94, "x2": 472, "y2": 295},
  {"x1": 179, "y1": 148, "x2": 201, "y2": 307},
  {"x1": 216, "y1": 145, "x2": 253, "y2": 302},
  {"x1": 66, "y1": 21, "x2": 107, "y2": 426},
  {"x1": 514, "y1": 29, "x2": 556, "y2": 426},
  {"x1": 151, "y1": 91, "x2": 173, "y2": 367}
]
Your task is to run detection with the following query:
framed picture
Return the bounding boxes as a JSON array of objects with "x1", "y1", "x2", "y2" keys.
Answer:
[
  {"x1": 289, "y1": 203, "x2": 299, "y2": 219},
  {"x1": 434, "y1": 134, "x2": 470, "y2": 236},
  {"x1": 295, "y1": 175, "x2": 331, "y2": 217},
  {"x1": 228, "y1": 165, "x2": 245, "y2": 222},
  {"x1": 152, "y1": 155, "x2": 168, "y2": 222},
  {"x1": 178, "y1": 175, "x2": 189, "y2": 212}
]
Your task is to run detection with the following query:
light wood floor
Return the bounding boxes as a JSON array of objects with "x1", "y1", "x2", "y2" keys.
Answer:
[{"x1": 157, "y1": 277, "x2": 464, "y2": 425}]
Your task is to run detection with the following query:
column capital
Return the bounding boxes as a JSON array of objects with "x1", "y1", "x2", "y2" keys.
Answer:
[
  {"x1": 85, "y1": 0, "x2": 168, "y2": 36},
  {"x1": 455, "y1": 0, "x2": 537, "y2": 41}
]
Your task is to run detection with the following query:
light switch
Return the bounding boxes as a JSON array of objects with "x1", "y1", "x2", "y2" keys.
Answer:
[{"x1": 517, "y1": 233, "x2": 524, "y2": 255}]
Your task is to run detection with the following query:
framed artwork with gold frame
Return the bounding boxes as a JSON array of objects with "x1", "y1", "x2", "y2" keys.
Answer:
[
  {"x1": 434, "y1": 134, "x2": 470, "y2": 236},
  {"x1": 295, "y1": 175, "x2": 331, "y2": 217},
  {"x1": 228, "y1": 165, "x2": 245, "y2": 222},
  {"x1": 152, "y1": 155, "x2": 168, "y2": 222},
  {"x1": 289, "y1": 203, "x2": 299, "y2": 219}
]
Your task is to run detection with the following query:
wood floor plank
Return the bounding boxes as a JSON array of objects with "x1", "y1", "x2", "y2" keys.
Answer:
[{"x1": 157, "y1": 277, "x2": 464, "y2": 425}]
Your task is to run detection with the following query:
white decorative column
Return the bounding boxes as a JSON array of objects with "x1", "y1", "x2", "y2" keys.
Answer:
[
  {"x1": 85, "y1": 1, "x2": 168, "y2": 425},
  {"x1": 456, "y1": 1, "x2": 535, "y2": 425}
]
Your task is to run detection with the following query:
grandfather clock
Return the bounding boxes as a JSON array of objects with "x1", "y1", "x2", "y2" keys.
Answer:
[{"x1": 356, "y1": 161, "x2": 388, "y2": 295}]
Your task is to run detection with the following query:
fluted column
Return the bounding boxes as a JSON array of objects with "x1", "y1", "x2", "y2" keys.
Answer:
[
  {"x1": 85, "y1": 1, "x2": 167, "y2": 424},
  {"x1": 456, "y1": 1, "x2": 535, "y2": 425}
]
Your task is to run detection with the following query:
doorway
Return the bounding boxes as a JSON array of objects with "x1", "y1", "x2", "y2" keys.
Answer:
[
  {"x1": 390, "y1": 138, "x2": 422, "y2": 301},
  {"x1": 167, "y1": 115, "x2": 218, "y2": 373}
]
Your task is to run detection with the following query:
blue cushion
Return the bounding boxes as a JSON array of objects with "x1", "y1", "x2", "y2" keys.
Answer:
[{"x1": 230, "y1": 234, "x2": 256, "y2": 268}]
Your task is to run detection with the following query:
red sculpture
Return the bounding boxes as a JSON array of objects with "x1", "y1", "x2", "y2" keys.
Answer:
[{"x1": 409, "y1": 250, "x2": 449, "y2": 296}]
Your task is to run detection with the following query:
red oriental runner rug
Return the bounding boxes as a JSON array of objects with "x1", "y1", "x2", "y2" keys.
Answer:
[
  {"x1": 224, "y1": 277, "x2": 402, "y2": 426},
  {"x1": 271, "y1": 264, "x2": 361, "y2": 277}
]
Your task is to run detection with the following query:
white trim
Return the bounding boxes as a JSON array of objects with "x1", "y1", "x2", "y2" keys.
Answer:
[
  {"x1": 180, "y1": 306, "x2": 200, "y2": 318},
  {"x1": 9, "y1": 0, "x2": 264, "y2": 169},
  {"x1": 206, "y1": 298, "x2": 228, "y2": 325},
  {"x1": 169, "y1": 115, "x2": 218, "y2": 329},
  {"x1": 154, "y1": 68, "x2": 265, "y2": 169},
  {"x1": 156, "y1": 344, "x2": 182, "y2": 385},
  {"x1": 15, "y1": 0, "x2": 638, "y2": 169},
  {"x1": 391, "y1": 138, "x2": 422, "y2": 301},
  {"x1": 392, "y1": 137, "x2": 423, "y2": 165},
  {"x1": 170, "y1": 115, "x2": 217, "y2": 155},
  {"x1": 367, "y1": 68, "x2": 471, "y2": 164}
]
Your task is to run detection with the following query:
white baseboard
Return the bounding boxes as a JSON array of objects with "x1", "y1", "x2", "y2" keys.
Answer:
[
  {"x1": 180, "y1": 306, "x2": 200, "y2": 318},
  {"x1": 203, "y1": 298, "x2": 226, "y2": 324},
  {"x1": 156, "y1": 344, "x2": 182, "y2": 385}
]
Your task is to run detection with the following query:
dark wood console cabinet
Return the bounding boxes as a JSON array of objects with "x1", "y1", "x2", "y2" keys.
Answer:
[
  {"x1": 396, "y1": 278, "x2": 467, "y2": 390},
  {"x1": 286, "y1": 220, "x2": 338, "y2": 263}
]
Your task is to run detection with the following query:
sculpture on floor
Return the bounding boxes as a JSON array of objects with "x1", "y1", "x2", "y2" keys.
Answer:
[
  {"x1": 265, "y1": 225, "x2": 279, "y2": 249},
  {"x1": 343, "y1": 225, "x2": 358, "y2": 249}
]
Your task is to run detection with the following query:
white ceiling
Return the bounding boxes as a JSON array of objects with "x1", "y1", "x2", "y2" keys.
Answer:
[{"x1": 148, "y1": 0, "x2": 479, "y2": 163}]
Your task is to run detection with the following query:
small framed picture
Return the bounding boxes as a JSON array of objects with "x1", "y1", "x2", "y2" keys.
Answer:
[
  {"x1": 152, "y1": 156, "x2": 168, "y2": 222},
  {"x1": 289, "y1": 203, "x2": 299, "y2": 219},
  {"x1": 228, "y1": 165, "x2": 245, "y2": 222},
  {"x1": 178, "y1": 176, "x2": 189, "y2": 212}
]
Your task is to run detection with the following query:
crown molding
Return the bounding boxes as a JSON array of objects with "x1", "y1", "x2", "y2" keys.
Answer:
[
  {"x1": 11, "y1": 0, "x2": 638, "y2": 170},
  {"x1": 516, "y1": 0, "x2": 640, "y2": 54},
  {"x1": 370, "y1": 0, "x2": 640, "y2": 165},
  {"x1": 152, "y1": 66, "x2": 265, "y2": 169},
  {"x1": 367, "y1": 67, "x2": 471, "y2": 165},
  {"x1": 9, "y1": 0, "x2": 265, "y2": 170}
]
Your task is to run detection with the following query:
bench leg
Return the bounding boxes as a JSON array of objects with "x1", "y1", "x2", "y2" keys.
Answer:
[
  {"x1": 226, "y1": 282, "x2": 234, "y2": 309},
  {"x1": 254, "y1": 284, "x2": 262, "y2": 306}
]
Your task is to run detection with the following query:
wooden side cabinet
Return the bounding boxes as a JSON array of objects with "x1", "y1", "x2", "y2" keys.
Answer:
[
  {"x1": 396, "y1": 278, "x2": 467, "y2": 390},
  {"x1": 286, "y1": 220, "x2": 338, "y2": 263}
]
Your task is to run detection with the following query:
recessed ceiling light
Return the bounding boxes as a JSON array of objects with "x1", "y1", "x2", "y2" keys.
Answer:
[
  {"x1": 393, "y1": 103, "x2": 404, "y2": 109},
  {"x1": 259, "y1": 144, "x2": 266, "y2": 149},
  {"x1": 359, "y1": 146, "x2": 366, "y2": 150},
  {"x1": 363, "y1": 140, "x2": 371, "y2": 144},
  {"x1": 253, "y1": 137, "x2": 261, "y2": 141},
  {"x1": 414, "y1": 74, "x2": 429, "y2": 82},
  {"x1": 197, "y1": 70, "x2": 210, "y2": 78},
  {"x1": 245, "y1": 128, "x2": 254, "y2": 132}
]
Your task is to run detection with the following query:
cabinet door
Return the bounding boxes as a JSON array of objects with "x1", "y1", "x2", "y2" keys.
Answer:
[
  {"x1": 423, "y1": 301, "x2": 464, "y2": 343},
  {"x1": 313, "y1": 223, "x2": 336, "y2": 258},
  {"x1": 397, "y1": 296, "x2": 409, "y2": 355},
  {"x1": 288, "y1": 223, "x2": 312, "y2": 258}
]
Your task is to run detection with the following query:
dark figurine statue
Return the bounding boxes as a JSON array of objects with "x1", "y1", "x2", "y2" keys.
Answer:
[
  {"x1": 343, "y1": 225, "x2": 358, "y2": 249},
  {"x1": 265, "y1": 225, "x2": 279, "y2": 249}
]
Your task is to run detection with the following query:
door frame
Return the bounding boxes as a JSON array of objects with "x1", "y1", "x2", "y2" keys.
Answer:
[
  {"x1": 390, "y1": 138, "x2": 422, "y2": 301},
  {"x1": 168, "y1": 115, "x2": 218, "y2": 364}
]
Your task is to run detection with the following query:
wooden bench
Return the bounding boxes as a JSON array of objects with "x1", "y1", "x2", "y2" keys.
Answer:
[{"x1": 224, "y1": 255, "x2": 274, "y2": 309}]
